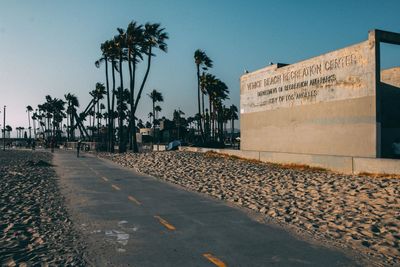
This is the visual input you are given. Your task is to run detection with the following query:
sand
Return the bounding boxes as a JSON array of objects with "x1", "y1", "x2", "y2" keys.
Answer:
[{"x1": 0, "y1": 150, "x2": 85, "y2": 266}]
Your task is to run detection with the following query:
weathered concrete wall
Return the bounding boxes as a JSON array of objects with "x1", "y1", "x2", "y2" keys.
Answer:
[
  {"x1": 353, "y1": 157, "x2": 400, "y2": 175},
  {"x1": 240, "y1": 32, "x2": 377, "y2": 157}
]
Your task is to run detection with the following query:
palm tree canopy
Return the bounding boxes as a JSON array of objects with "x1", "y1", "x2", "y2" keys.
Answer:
[
  {"x1": 126, "y1": 21, "x2": 144, "y2": 62},
  {"x1": 148, "y1": 89, "x2": 164, "y2": 103},
  {"x1": 155, "y1": 105, "x2": 162, "y2": 112},
  {"x1": 229, "y1": 104, "x2": 239, "y2": 120},
  {"x1": 194, "y1": 49, "x2": 213, "y2": 70},
  {"x1": 143, "y1": 23, "x2": 169, "y2": 55},
  {"x1": 26, "y1": 105, "x2": 33, "y2": 112}
]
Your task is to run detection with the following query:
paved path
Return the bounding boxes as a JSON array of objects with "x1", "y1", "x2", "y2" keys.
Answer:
[{"x1": 54, "y1": 150, "x2": 360, "y2": 267}]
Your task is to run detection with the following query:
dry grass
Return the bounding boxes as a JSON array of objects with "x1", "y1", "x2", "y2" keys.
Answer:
[
  {"x1": 203, "y1": 151, "x2": 328, "y2": 171},
  {"x1": 357, "y1": 172, "x2": 400, "y2": 179}
]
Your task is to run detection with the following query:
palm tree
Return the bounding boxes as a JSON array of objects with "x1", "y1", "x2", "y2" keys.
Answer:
[
  {"x1": 229, "y1": 104, "x2": 238, "y2": 146},
  {"x1": 108, "y1": 40, "x2": 120, "y2": 152},
  {"x1": 200, "y1": 73, "x2": 217, "y2": 140},
  {"x1": 115, "y1": 28, "x2": 128, "y2": 153},
  {"x1": 32, "y1": 110, "x2": 38, "y2": 139},
  {"x1": 26, "y1": 105, "x2": 33, "y2": 139},
  {"x1": 194, "y1": 49, "x2": 213, "y2": 142},
  {"x1": 132, "y1": 23, "x2": 168, "y2": 151},
  {"x1": 90, "y1": 82, "x2": 106, "y2": 140},
  {"x1": 148, "y1": 89, "x2": 164, "y2": 141},
  {"x1": 96, "y1": 40, "x2": 112, "y2": 150},
  {"x1": 126, "y1": 21, "x2": 144, "y2": 151},
  {"x1": 65, "y1": 93, "x2": 79, "y2": 141},
  {"x1": 6, "y1": 125, "x2": 12, "y2": 138},
  {"x1": 155, "y1": 105, "x2": 162, "y2": 119}
]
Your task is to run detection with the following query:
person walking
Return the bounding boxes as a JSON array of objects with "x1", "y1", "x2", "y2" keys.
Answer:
[{"x1": 77, "y1": 139, "x2": 82, "y2": 158}]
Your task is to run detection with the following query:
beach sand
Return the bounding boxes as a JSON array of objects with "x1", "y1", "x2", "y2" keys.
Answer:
[{"x1": 0, "y1": 150, "x2": 85, "y2": 266}]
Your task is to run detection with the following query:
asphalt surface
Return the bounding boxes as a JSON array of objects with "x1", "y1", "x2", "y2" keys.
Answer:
[{"x1": 54, "y1": 150, "x2": 360, "y2": 267}]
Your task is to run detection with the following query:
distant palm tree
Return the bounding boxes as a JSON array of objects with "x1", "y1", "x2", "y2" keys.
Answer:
[
  {"x1": 32, "y1": 110, "x2": 38, "y2": 139},
  {"x1": 154, "y1": 105, "x2": 162, "y2": 119},
  {"x1": 194, "y1": 49, "x2": 213, "y2": 142},
  {"x1": 6, "y1": 125, "x2": 12, "y2": 138},
  {"x1": 148, "y1": 89, "x2": 164, "y2": 140},
  {"x1": 26, "y1": 105, "x2": 33, "y2": 139},
  {"x1": 65, "y1": 93, "x2": 79, "y2": 141},
  {"x1": 229, "y1": 104, "x2": 238, "y2": 145},
  {"x1": 90, "y1": 82, "x2": 106, "y2": 140}
]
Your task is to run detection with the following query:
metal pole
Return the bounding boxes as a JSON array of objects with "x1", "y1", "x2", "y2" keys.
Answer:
[{"x1": 3, "y1": 105, "x2": 6, "y2": 151}]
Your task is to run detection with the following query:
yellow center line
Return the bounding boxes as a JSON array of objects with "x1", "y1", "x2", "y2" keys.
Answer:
[
  {"x1": 101, "y1": 176, "x2": 109, "y2": 182},
  {"x1": 154, "y1": 215, "x2": 176, "y2": 231},
  {"x1": 111, "y1": 184, "x2": 121, "y2": 191},
  {"x1": 203, "y1": 253, "x2": 227, "y2": 267},
  {"x1": 128, "y1": 195, "x2": 142, "y2": 205}
]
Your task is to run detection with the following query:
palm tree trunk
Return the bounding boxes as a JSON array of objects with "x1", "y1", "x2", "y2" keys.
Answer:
[
  {"x1": 152, "y1": 100, "x2": 155, "y2": 146},
  {"x1": 128, "y1": 50, "x2": 138, "y2": 152},
  {"x1": 208, "y1": 96, "x2": 212, "y2": 142},
  {"x1": 196, "y1": 65, "x2": 205, "y2": 143},
  {"x1": 111, "y1": 60, "x2": 116, "y2": 152},
  {"x1": 231, "y1": 118, "x2": 234, "y2": 147},
  {"x1": 118, "y1": 53, "x2": 125, "y2": 153},
  {"x1": 132, "y1": 48, "x2": 152, "y2": 152},
  {"x1": 104, "y1": 56, "x2": 112, "y2": 152},
  {"x1": 27, "y1": 111, "x2": 31, "y2": 139},
  {"x1": 33, "y1": 119, "x2": 37, "y2": 139}
]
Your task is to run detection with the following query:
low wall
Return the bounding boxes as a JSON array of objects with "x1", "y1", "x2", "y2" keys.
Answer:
[{"x1": 178, "y1": 146, "x2": 400, "y2": 175}]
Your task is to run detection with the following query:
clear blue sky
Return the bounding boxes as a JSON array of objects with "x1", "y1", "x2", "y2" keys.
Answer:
[{"x1": 1, "y1": 0, "x2": 400, "y2": 134}]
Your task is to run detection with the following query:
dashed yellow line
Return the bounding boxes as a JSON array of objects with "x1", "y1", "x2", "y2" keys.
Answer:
[
  {"x1": 154, "y1": 215, "x2": 176, "y2": 231},
  {"x1": 101, "y1": 176, "x2": 109, "y2": 182},
  {"x1": 128, "y1": 195, "x2": 142, "y2": 205},
  {"x1": 203, "y1": 253, "x2": 227, "y2": 267},
  {"x1": 111, "y1": 184, "x2": 121, "y2": 191}
]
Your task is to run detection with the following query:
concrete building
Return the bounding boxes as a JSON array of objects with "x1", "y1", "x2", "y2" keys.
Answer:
[{"x1": 238, "y1": 29, "x2": 400, "y2": 173}]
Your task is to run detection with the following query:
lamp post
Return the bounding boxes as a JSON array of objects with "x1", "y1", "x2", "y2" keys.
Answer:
[{"x1": 3, "y1": 105, "x2": 6, "y2": 151}]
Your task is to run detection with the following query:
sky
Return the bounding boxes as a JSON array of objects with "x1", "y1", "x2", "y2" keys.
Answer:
[{"x1": 1, "y1": 0, "x2": 400, "y2": 136}]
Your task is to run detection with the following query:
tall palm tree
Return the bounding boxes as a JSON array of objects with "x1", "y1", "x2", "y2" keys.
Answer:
[
  {"x1": 194, "y1": 49, "x2": 213, "y2": 142},
  {"x1": 108, "y1": 40, "x2": 119, "y2": 152},
  {"x1": 65, "y1": 93, "x2": 79, "y2": 141},
  {"x1": 96, "y1": 40, "x2": 113, "y2": 150},
  {"x1": 26, "y1": 105, "x2": 33, "y2": 139},
  {"x1": 200, "y1": 73, "x2": 217, "y2": 141},
  {"x1": 148, "y1": 89, "x2": 164, "y2": 140},
  {"x1": 115, "y1": 28, "x2": 128, "y2": 153},
  {"x1": 132, "y1": 22, "x2": 168, "y2": 151},
  {"x1": 90, "y1": 82, "x2": 106, "y2": 140},
  {"x1": 32, "y1": 110, "x2": 38, "y2": 139},
  {"x1": 126, "y1": 21, "x2": 144, "y2": 151},
  {"x1": 229, "y1": 104, "x2": 238, "y2": 145}
]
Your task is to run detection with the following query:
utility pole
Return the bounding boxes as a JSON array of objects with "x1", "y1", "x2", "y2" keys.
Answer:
[{"x1": 3, "y1": 105, "x2": 6, "y2": 151}]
